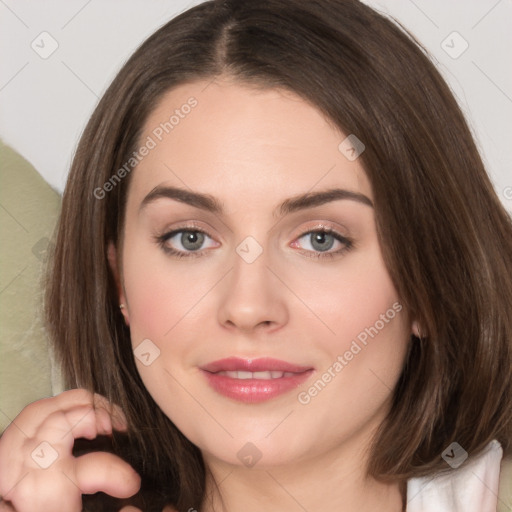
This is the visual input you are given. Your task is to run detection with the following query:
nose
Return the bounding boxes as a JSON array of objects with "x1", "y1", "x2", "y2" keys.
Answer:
[{"x1": 217, "y1": 241, "x2": 289, "y2": 334}]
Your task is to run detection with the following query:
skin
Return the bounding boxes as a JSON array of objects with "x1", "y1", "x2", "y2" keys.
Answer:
[{"x1": 109, "y1": 77, "x2": 420, "y2": 512}]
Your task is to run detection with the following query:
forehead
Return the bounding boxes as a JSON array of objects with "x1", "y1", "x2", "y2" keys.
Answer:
[{"x1": 127, "y1": 78, "x2": 371, "y2": 210}]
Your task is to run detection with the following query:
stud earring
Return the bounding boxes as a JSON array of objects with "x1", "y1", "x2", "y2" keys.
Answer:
[{"x1": 119, "y1": 304, "x2": 126, "y2": 309}]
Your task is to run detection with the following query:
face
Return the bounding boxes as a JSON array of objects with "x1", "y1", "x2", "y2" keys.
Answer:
[{"x1": 110, "y1": 78, "x2": 415, "y2": 469}]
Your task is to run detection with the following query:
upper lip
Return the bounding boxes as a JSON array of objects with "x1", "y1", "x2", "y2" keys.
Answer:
[{"x1": 201, "y1": 357, "x2": 313, "y2": 373}]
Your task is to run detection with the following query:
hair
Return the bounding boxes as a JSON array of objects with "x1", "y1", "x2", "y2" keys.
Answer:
[{"x1": 44, "y1": 0, "x2": 512, "y2": 510}]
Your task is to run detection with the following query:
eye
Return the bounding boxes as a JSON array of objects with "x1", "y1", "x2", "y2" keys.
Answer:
[
  {"x1": 156, "y1": 228, "x2": 218, "y2": 258},
  {"x1": 155, "y1": 225, "x2": 353, "y2": 260},
  {"x1": 291, "y1": 228, "x2": 353, "y2": 259}
]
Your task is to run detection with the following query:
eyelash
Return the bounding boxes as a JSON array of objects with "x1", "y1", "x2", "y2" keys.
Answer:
[{"x1": 154, "y1": 225, "x2": 354, "y2": 260}]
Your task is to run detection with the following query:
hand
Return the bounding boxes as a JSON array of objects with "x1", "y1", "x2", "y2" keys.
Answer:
[{"x1": 0, "y1": 389, "x2": 141, "y2": 512}]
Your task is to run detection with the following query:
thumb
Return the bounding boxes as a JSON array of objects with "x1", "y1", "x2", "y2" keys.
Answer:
[{"x1": 74, "y1": 452, "x2": 141, "y2": 498}]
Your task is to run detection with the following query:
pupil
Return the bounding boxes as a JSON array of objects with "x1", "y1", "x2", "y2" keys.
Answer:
[
  {"x1": 182, "y1": 231, "x2": 204, "y2": 250},
  {"x1": 311, "y1": 232, "x2": 334, "y2": 251}
]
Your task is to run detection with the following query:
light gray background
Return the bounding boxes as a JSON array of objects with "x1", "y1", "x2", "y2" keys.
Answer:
[{"x1": 1, "y1": 0, "x2": 511, "y2": 209}]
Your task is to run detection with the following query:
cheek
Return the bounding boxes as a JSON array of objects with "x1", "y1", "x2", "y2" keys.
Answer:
[
  {"x1": 299, "y1": 255, "x2": 409, "y2": 417},
  {"x1": 291, "y1": 241, "x2": 410, "y2": 410},
  {"x1": 124, "y1": 266, "x2": 169, "y2": 341},
  {"x1": 290, "y1": 242, "x2": 404, "y2": 352},
  {"x1": 121, "y1": 241, "x2": 203, "y2": 341}
]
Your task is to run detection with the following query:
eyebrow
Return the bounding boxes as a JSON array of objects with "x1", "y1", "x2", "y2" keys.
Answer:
[{"x1": 139, "y1": 185, "x2": 373, "y2": 218}]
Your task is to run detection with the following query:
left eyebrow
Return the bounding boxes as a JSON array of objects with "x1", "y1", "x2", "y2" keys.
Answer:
[
  {"x1": 276, "y1": 188, "x2": 373, "y2": 217},
  {"x1": 138, "y1": 185, "x2": 374, "y2": 217}
]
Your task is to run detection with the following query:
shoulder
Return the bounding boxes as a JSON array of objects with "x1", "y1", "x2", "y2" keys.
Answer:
[{"x1": 407, "y1": 440, "x2": 507, "y2": 511}]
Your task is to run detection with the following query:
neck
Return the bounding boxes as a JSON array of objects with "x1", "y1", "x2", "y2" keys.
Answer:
[{"x1": 200, "y1": 430, "x2": 405, "y2": 512}]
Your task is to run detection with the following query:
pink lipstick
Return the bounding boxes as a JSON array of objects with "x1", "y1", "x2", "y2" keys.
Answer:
[{"x1": 200, "y1": 357, "x2": 314, "y2": 403}]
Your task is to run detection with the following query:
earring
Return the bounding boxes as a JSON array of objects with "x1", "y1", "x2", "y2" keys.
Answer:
[{"x1": 119, "y1": 304, "x2": 126, "y2": 309}]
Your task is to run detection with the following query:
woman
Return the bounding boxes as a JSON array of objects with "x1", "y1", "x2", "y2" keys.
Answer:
[{"x1": 1, "y1": 0, "x2": 511, "y2": 511}]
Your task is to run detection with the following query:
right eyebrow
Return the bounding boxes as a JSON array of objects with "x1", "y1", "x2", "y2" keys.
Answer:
[{"x1": 139, "y1": 185, "x2": 224, "y2": 216}]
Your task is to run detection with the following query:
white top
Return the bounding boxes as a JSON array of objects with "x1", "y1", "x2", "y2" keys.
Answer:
[{"x1": 407, "y1": 439, "x2": 503, "y2": 511}]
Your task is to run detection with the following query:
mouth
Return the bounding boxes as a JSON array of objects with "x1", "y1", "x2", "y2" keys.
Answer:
[
  {"x1": 200, "y1": 357, "x2": 314, "y2": 403},
  {"x1": 213, "y1": 370, "x2": 299, "y2": 379}
]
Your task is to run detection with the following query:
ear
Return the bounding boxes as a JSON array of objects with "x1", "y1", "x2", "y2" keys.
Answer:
[
  {"x1": 107, "y1": 241, "x2": 130, "y2": 326},
  {"x1": 411, "y1": 320, "x2": 423, "y2": 339}
]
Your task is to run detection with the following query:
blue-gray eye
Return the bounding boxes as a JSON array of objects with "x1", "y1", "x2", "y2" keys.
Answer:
[
  {"x1": 179, "y1": 231, "x2": 205, "y2": 251},
  {"x1": 293, "y1": 229, "x2": 353, "y2": 259},
  {"x1": 309, "y1": 231, "x2": 335, "y2": 252}
]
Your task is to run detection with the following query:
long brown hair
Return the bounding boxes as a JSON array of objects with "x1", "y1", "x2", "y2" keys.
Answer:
[{"x1": 44, "y1": 0, "x2": 512, "y2": 509}]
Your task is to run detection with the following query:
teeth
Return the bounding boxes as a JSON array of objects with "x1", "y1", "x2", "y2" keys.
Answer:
[
  {"x1": 216, "y1": 370, "x2": 295, "y2": 379},
  {"x1": 253, "y1": 371, "x2": 274, "y2": 379}
]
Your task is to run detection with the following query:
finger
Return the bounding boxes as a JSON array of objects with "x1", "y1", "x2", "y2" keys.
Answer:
[
  {"x1": 53, "y1": 389, "x2": 97, "y2": 409},
  {"x1": 34, "y1": 403, "x2": 128, "y2": 450},
  {"x1": 49, "y1": 389, "x2": 127, "y2": 429},
  {"x1": 91, "y1": 395, "x2": 129, "y2": 432},
  {"x1": 14, "y1": 390, "x2": 128, "y2": 441},
  {"x1": 119, "y1": 507, "x2": 143, "y2": 512},
  {"x1": 36, "y1": 404, "x2": 112, "y2": 440},
  {"x1": 74, "y1": 452, "x2": 141, "y2": 498},
  {"x1": 14, "y1": 389, "x2": 98, "y2": 437},
  {"x1": 61, "y1": 391, "x2": 129, "y2": 432}
]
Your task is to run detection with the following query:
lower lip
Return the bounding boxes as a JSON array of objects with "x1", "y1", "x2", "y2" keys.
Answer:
[{"x1": 201, "y1": 369, "x2": 314, "y2": 403}]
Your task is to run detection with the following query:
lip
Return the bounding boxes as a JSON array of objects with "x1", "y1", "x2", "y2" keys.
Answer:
[
  {"x1": 201, "y1": 357, "x2": 313, "y2": 373},
  {"x1": 200, "y1": 357, "x2": 314, "y2": 403}
]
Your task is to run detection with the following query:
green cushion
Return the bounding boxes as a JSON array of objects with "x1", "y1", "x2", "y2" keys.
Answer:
[
  {"x1": 0, "y1": 140, "x2": 62, "y2": 431},
  {"x1": 499, "y1": 455, "x2": 512, "y2": 511}
]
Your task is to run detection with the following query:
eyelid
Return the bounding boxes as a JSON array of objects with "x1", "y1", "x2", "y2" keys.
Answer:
[
  {"x1": 157, "y1": 221, "x2": 217, "y2": 241},
  {"x1": 289, "y1": 221, "x2": 351, "y2": 244}
]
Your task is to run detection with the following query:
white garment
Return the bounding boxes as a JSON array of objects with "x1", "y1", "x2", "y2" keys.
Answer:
[{"x1": 407, "y1": 439, "x2": 503, "y2": 511}]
